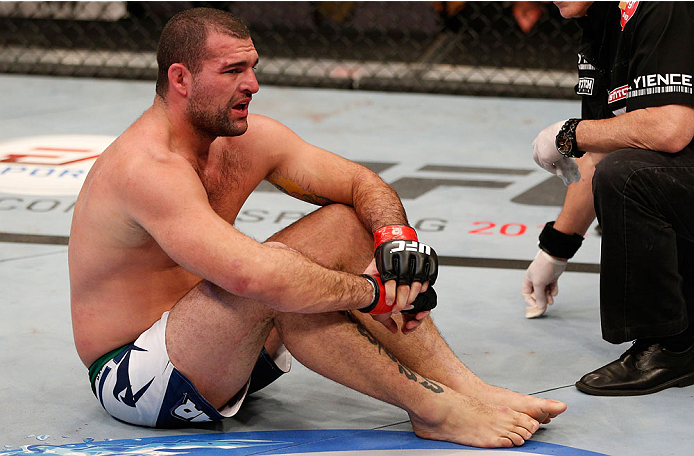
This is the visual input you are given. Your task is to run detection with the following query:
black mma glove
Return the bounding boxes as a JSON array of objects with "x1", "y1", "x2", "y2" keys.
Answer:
[
  {"x1": 373, "y1": 225, "x2": 438, "y2": 286},
  {"x1": 402, "y1": 287, "x2": 437, "y2": 314}
]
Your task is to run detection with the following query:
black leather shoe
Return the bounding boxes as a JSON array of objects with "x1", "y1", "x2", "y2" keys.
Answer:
[{"x1": 575, "y1": 342, "x2": 694, "y2": 396}]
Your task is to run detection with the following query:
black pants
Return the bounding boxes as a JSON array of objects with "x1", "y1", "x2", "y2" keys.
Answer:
[{"x1": 593, "y1": 146, "x2": 694, "y2": 344}]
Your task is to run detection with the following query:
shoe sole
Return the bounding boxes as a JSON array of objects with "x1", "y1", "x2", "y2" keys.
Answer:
[{"x1": 575, "y1": 371, "x2": 694, "y2": 396}]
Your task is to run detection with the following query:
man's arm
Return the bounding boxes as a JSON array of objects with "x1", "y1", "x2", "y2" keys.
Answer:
[
  {"x1": 524, "y1": 105, "x2": 694, "y2": 317},
  {"x1": 553, "y1": 152, "x2": 600, "y2": 238},
  {"x1": 534, "y1": 104, "x2": 694, "y2": 239},
  {"x1": 555, "y1": 104, "x2": 694, "y2": 236},
  {"x1": 576, "y1": 104, "x2": 694, "y2": 154},
  {"x1": 119, "y1": 150, "x2": 376, "y2": 315},
  {"x1": 532, "y1": 105, "x2": 694, "y2": 185},
  {"x1": 523, "y1": 151, "x2": 602, "y2": 317},
  {"x1": 255, "y1": 115, "x2": 435, "y2": 317},
  {"x1": 253, "y1": 115, "x2": 409, "y2": 230}
]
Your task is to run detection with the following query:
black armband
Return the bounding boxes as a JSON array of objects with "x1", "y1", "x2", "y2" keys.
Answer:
[
  {"x1": 358, "y1": 274, "x2": 380, "y2": 313},
  {"x1": 538, "y1": 221, "x2": 584, "y2": 259}
]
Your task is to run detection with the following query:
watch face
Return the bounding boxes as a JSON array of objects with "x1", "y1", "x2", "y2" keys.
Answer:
[{"x1": 556, "y1": 133, "x2": 572, "y2": 154}]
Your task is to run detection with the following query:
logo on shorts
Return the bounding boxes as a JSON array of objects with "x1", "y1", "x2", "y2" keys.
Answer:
[
  {"x1": 0, "y1": 135, "x2": 113, "y2": 195},
  {"x1": 113, "y1": 345, "x2": 155, "y2": 407},
  {"x1": 171, "y1": 393, "x2": 213, "y2": 422}
]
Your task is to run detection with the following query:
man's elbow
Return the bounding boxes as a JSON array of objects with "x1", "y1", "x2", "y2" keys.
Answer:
[
  {"x1": 652, "y1": 106, "x2": 694, "y2": 153},
  {"x1": 657, "y1": 127, "x2": 694, "y2": 153},
  {"x1": 228, "y1": 275, "x2": 307, "y2": 313}
]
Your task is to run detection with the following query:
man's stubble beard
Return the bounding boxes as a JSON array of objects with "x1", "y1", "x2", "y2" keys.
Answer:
[{"x1": 186, "y1": 89, "x2": 248, "y2": 138}]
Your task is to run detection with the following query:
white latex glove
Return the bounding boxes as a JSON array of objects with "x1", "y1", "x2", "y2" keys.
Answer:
[
  {"x1": 532, "y1": 120, "x2": 582, "y2": 186},
  {"x1": 522, "y1": 250, "x2": 568, "y2": 318}
]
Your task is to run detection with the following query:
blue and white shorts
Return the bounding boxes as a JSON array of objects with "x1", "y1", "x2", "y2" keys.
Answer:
[{"x1": 89, "y1": 311, "x2": 291, "y2": 428}]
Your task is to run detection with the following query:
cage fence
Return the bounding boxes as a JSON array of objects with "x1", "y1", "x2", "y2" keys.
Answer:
[{"x1": 0, "y1": 1, "x2": 582, "y2": 98}]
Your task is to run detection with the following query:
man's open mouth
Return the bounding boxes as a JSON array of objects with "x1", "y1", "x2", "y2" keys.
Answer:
[{"x1": 232, "y1": 99, "x2": 251, "y2": 112}]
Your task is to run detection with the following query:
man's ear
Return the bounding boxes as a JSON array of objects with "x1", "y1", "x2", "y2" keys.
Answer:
[{"x1": 168, "y1": 63, "x2": 191, "y2": 97}]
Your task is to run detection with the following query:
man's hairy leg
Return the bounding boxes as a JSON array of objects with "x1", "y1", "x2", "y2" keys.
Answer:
[
  {"x1": 271, "y1": 203, "x2": 564, "y2": 427},
  {"x1": 266, "y1": 205, "x2": 542, "y2": 447},
  {"x1": 163, "y1": 204, "x2": 371, "y2": 410},
  {"x1": 350, "y1": 312, "x2": 567, "y2": 424},
  {"x1": 265, "y1": 204, "x2": 374, "y2": 271},
  {"x1": 166, "y1": 280, "x2": 278, "y2": 408},
  {"x1": 274, "y1": 310, "x2": 540, "y2": 448},
  {"x1": 167, "y1": 203, "x2": 560, "y2": 442}
]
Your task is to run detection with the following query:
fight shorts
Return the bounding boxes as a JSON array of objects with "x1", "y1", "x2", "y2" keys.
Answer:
[{"x1": 88, "y1": 311, "x2": 291, "y2": 428}]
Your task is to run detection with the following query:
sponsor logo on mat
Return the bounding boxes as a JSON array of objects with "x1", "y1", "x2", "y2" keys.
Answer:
[{"x1": 0, "y1": 135, "x2": 114, "y2": 196}]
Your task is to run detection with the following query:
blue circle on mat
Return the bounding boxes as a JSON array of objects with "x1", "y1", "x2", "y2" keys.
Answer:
[{"x1": 0, "y1": 429, "x2": 607, "y2": 455}]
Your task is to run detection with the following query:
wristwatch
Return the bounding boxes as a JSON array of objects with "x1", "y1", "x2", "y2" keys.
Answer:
[{"x1": 555, "y1": 118, "x2": 585, "y2": 158}]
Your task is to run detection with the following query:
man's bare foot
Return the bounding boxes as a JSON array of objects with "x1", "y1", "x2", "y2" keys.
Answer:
[
  {"x1": 460, "y1": 381, "x2": 567, "y2": 424},
  {"x1": 410, "y1": 390, "x2": 540, "y2": 448}
]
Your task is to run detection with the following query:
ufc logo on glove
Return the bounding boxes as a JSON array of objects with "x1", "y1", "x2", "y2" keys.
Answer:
[{"x1": 389, "y1": 240, "x2": 432, "y2": 255}]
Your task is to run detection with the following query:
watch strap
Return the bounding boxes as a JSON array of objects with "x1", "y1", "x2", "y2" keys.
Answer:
[{"x1": 556, "y1": 118, "x2": 585, "y2": 158}]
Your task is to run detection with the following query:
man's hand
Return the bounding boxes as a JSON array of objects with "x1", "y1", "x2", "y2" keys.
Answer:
[
  {"x1": 361, "y1": 259, "x2": 435, "y2": 334},
  {"x1": 521, "y1": 250, "x2": 567, "y2": 318},
  {"x1": 399, "y1": 287, "x2": 437, "y2": 334},
  {"x1": 373, "y1": 225, "x2": 438, "y2": 311},
  {"x1": 360, "y1": 271, "x2": 422, "y2": 334},
  {"x1": 532, "y1": 120, "x2": 581, "y2": 186}
]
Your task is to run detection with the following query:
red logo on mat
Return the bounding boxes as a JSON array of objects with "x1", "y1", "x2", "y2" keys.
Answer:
[
  {"x1": 0, "y1": 135, "x2": 113, "y2": 196},
  {"x1": 620, "y1": 1, "x2": 639, "y2": 30}
]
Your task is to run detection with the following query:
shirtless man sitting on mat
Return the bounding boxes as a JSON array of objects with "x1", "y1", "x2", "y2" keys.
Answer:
[{"x1": 68, "y1": 7, "x2": 566, "y2": 448}]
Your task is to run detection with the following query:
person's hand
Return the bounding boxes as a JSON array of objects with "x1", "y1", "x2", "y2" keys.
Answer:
[
  {"x1": 397, "y1": 310, "x2": 430, "y2": 334},
  {"x1": 532, "y1": 120, "x2": 581, "y2": 186},
  {"x1": 373, "y1": 225, "x2": 438, "y2": 311},
  {"x1": 368, "y1": 285, "x2": 437, "y2": 334},
  {"x1": 521, "y1": 250, "x2": 567, "y2": 318},
  {"x1": 400, "y1": 287, "x2": 437, "y2": 334},
  {"x1": 361, "y1": 259, "x2": 435, "y2": 334}
]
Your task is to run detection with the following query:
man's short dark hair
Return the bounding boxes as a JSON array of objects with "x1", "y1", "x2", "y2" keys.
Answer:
[{"x1": 155, "y1": 7, "x2": 251, "y2": 98}]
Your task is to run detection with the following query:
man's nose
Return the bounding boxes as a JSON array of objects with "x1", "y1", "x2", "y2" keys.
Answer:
[{"x1": 241, "y1": 68, "x2": 259, "y2": 94}]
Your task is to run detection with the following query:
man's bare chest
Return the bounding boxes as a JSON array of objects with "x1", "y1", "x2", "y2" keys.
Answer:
[{"x1": 199, "y1": 150, "x2": 264, "y2": 223}]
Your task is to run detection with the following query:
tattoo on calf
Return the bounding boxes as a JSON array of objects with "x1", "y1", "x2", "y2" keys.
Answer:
[{"x1": 346, "y1": 312, "x2": 444, "y2": 394}]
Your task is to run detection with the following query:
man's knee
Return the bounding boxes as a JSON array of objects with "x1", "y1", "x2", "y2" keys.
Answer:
[
  {"x1": 593, "y1": 148, "x2": 654, "y2": 200},
  {"x1": 266, "y1": 204, "x2": 372, "y2": 270},
  {"x1": 312, "y1": 204, "x2": 367, "y2": 233},
  {"x1": 189, "y1": 279, "x2": 279, "y2": 319},
  {"x1": 269, "y1": 204, "x2": 366, "y2": 240},
  {"x1": 319, "y1": 204, "x2": 372, "y2": 248}
]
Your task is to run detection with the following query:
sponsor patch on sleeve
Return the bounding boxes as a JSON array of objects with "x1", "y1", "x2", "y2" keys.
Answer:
[
  {"x1": 576, "y1": 77, "x2": 594, "y2": 96},
  {"x1": 629, "y1": 73, "x2": 694, "y2": 99},
  {"x1": 608, "y1": 84, "x2": 629, "y2": 104}
]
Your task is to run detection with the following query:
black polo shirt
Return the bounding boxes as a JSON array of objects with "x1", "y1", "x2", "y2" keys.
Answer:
[{"x1": 575, "y1": 1, "x2": 694, "y2": 123}]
